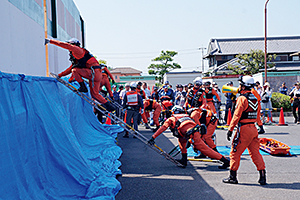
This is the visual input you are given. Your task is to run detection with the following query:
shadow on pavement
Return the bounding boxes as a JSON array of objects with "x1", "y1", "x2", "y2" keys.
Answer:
[{"x1": 116, "y1": 128, "x2": 225, "y2": 200}]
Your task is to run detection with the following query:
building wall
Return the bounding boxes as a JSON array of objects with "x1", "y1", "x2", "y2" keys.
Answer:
[
  {"x1": 164, "y1": 72, "x2": 202, "y2": 88},
  {"x1": 254, "y1": 72, "x2": 300, "y2": 94},
  {"x1": 120, "y1": 76, "x2": 156, "y2": 89},
  {"x1": 111, "y1": 72, "x2": 141, "y2": 83},
  {"x1": 0, "y1": 0, "x2": 84, "y2": 76}
]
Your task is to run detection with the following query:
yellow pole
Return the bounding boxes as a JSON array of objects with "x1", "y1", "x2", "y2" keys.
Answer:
[{"x1": 43, "y1": 0, "x2": 49, "y2": 77}]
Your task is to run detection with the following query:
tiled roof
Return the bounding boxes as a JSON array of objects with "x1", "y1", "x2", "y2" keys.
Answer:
[
  {"x1": 110, "y1": 67, "x2": 142, "y2": 74},
  {"x1": 214, "y1": 58, "x2": 300, "y2": 73},
  {"x1": 205, "y1": 36, "x2": 300, "y2": 58}
]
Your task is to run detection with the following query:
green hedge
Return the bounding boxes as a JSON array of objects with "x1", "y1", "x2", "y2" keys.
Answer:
[{"x1": 271, "y1": 92, "x2": 291, "y2": 111}]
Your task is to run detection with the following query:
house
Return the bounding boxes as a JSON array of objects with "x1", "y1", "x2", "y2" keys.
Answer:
[
  {"x1": 203, "y1": 36, "x2": 300, "y2": 75},
  {"x1": 110, "y1": 67, "x2": 142, "y2": 82},
  {"x1": 164, "y1": 70, "x2": 202, "y2": 87},
  {"x1": 110, "y1": 67, "x2": 156, "y2": 89}
]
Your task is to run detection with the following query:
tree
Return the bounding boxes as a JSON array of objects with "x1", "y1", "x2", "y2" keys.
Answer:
[
  {"x1": 228, "y1": 49, "x2": 277, "y2": 75},
  {"x1": 148, "y1": 50, "x2": 181, "y2": 84}
]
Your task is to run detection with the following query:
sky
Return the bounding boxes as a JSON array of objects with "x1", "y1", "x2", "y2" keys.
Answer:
[{"x1": 73, "y1": 0, "x2": 300, "y2": 74}]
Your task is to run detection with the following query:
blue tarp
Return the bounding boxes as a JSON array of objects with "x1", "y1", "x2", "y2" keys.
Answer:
[{"x1": 0, "y1": 71, "x2": 123, "y2": 200}]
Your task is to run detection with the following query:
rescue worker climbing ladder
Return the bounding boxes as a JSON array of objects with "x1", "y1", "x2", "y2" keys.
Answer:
[
  {"x1": 45, "y1": 38, "x2": 115, "y2": 111},
  {"x1": 50, "y1": 73, "x2": 184, "y2": 167}
]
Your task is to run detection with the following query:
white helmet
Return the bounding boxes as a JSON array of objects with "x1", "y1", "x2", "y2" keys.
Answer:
[
  {"x1": 193, "y1": 77, "x2": 202, "y2": 86},
  {"x1": 239, "y1": 75, "x2": 254, "y2": 88},
  {"x1": 130, "y1": 82, "x2": 137, "y2": 88},
  {"x1": 67, "y1": 38, "x2": 80, "y2": 46},
  {"x1": 171, "y1": 105, "x2": 185, "y2": 114}
]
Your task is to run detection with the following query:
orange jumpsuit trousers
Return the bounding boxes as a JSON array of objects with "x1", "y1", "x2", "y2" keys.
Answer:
[
  {"x1": 152, "y1": 115, "x2": 222, "y2": 160},
  {"x1": 228, "y1": 90, "x2": 265, "y2": 171}
]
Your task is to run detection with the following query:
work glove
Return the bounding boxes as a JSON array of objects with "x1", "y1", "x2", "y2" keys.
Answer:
[
  {"x1": 112, "y1": 80, "x2": 115, "y2": 84},
  {"x1": 45, "y1": 38, "x2": 50, "y2": 45},
  {"x1": 227, "y1": 130, "x2": 233, "y2": 141},
  {"x1": 148, "y1": 137, "x2": 155, "y2": 145},
  {"x1": 258, "y1": 125, "x2": 265, "y2": 134}
]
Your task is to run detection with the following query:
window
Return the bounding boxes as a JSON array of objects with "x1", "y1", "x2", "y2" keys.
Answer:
[
  {"x1": 293, "y1": 56, "x2": 300, "y2": 61},
  {"x1": 51, "y1": 0, "x2": 57, "y2": 38}
]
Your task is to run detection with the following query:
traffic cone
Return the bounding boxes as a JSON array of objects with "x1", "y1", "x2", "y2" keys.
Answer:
[
  {"x1": 105, "y1": 113, "x2": 112, "y2": 125},
  {"x1": 124, "y1": 111, "x2": 127, "y2": 123},
  {"x1": 276, "y1": 107, "x2": 288, "y2": 126},
  {"x1": 226, "y1": 108, "x2": 232, "y2": 126}
]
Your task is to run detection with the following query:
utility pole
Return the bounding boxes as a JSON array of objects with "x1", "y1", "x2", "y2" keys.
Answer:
[
  {"x1": 264, "y1": 0, "x2": 270, "y2": 83},
  {"x1": 199, "y1": 47, "x2": 207, "y2": 73}
]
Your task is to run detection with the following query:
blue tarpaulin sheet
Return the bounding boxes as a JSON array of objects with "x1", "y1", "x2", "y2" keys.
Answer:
[{"x1": 0, "y1": 71, "x2": 123, "y2": 199}]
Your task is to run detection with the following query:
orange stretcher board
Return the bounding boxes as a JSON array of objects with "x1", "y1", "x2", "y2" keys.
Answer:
[{"x1": 259, "y1": 138, "x2": 291, "y2": 156}]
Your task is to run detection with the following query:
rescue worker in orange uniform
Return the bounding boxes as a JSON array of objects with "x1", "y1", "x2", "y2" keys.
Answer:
[
  {"x1": 122, "y1": 82, "x2": 144, "y2": 138},
  {"x1": 185, "y1": 77, "x2": 207, "y2": 109},
  {"x1": 203, "y1": 81, "x2": 221, "y2": 114},
  {"x1": 223, "y1": 75, "x2": 266, "y2": 185},
  {"x1": 141, "y1": 99, "x2": 162, "y2": 131},
  {"x1": 148, "y1": 106, "x2": 229, "y2": 168},
  {"x1": 188, "y1": 105, "x2": 218, "y2": 158},
  {"x1": 136, "y1": 81, "x2": 146, "y2": 99},
  {"x1": 45, "y1": 38, "x2": 115, "y2": 111},
  {"x1": 99, "y1": 65, "x2": 115, "y2": 99}
]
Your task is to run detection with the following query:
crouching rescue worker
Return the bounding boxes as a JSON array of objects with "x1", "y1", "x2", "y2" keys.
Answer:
[
  {"x1": 122, "y1": 82, "x2": 144, "y2": 138},
  {"x1": 45, "y1": 38, "x2": 115, "y2": 111},
  {"x1": 148, "y1": 106, "x2": 229, "y2": 168},
  {"x1": 141, "y1": 99, "x2": 162, "y2": 131},
  {"x1": 187, "y1": 105, "x2": 218, "y2": 158},
  {"x1": 223, "y1": 75, "x2": 266, "y2": 185}
]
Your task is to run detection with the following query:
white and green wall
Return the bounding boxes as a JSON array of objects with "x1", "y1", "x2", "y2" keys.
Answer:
[{"x1": 0, "y1": 0, "x2": 84, "y2": 76}]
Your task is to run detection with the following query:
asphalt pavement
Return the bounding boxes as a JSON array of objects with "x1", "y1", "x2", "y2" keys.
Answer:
[{"x1": 116, "y1": 116, "x2": 300, "y2": 200}]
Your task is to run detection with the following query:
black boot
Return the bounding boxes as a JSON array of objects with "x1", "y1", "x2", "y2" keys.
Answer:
[
  {"x1": 78, "y1": 82, "x2": 88, "y2": 93},
  {"x1": 258, "y1": 125, "x2": 265, "y2": 134},
  {"x1": 176, "y1": 153, "x2": 187, "y2": 168},
  {"x1": 223, "y1": 170, "x2": 238, "y2": 184},
  {"x1": 258, "y1": 169, "x2": 266, "y2": 185},
  {"x1": 145, "y1": 123, "x2": 151, "y2": 129},
  {"x1": 103, "y1": 101, "x2": 116, "y2": 112},
  {"x1": 151, "y1": 126, "x2": 159, "y2": 133},
  {"x1": 194, "y1": 152, "x2": 206, "y2": 159},
  {"x1": 219, "y1": 156, "x2": 230, "y2": 169},
  {"x1": 213, "y1": 147, "x2": 219, "y2": 153}
]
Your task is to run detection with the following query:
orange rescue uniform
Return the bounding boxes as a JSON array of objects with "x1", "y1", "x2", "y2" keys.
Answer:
[
  {"x1": 205, "y1": 87, "x2": 221, "y2": 114},
  {"x1": 100, "y1": 66, "x2": 115, "y2": 98},
  {"x1": 141, "y1": 99, "x2": 162, "y2": 127},
  {"x1": 190, "y1": 107, "x2": 217, "y2": 149},
  {"x1": 228, "y1": 90, "x2": 265, "y2": 171},
  {"x1": 152, "y1": 114, "x2": 223, "y2": 159},
  {"x1": 185, "y1": 87, "x2": 207, "y2": 108},
  {"x1": 51, "y1": 39, "x2": 107, "y2": 104}
]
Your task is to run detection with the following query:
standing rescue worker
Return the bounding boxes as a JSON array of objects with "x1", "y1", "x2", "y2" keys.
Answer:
[
  {"x1": 204, "y1": 81, "x2": 221, "y2": 114},
  {"x1": 141, "y1": 99, "x2": 162, "y2": 131},
  {"x1": 45, "y1": 38, "x2": 115, "y2": 111},
  {"x1": 185, "y1": 77, "x2": 207, "y2": 109},
  {"x1": 100, "y1": 65, "x2": 115, "y2": 99},
  {"x1": 122, "y1": 82, "x2": 144, "y2": 138},
  {"x1": 188, "y1": 105, "x2": 218, "y2": 157},
  {"x1": 223, "y1": 76, "x2": 266, "y2": 185},
  {"x1": 148, "y1": 106, "x2": 229, "y2": 168}
]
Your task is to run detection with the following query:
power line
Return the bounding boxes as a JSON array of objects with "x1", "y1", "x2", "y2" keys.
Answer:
[{"x1": 93, "y1": 48, "x2": 202, "y2": 56}]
